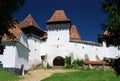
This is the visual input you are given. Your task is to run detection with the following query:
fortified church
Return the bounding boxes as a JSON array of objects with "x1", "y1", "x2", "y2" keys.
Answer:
[{"x1": 0, "y1": 10, "x2": 120, "y2": 75}]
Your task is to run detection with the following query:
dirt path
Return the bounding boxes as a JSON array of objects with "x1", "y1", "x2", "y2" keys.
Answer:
[{"x1": 19, "y1": 69, "x2": 78, "y2": 81}]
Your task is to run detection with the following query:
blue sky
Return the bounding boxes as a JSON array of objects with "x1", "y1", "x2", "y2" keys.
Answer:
[{"x1": 14, "y1": 0, "x2": 106, "y2": 42}]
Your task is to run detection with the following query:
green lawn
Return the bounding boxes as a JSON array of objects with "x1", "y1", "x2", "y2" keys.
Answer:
[
  {"x1": 0, "y1": 69, "x2": 20, "y2": 81},
  {"x1": 41, "y1": 69, "x2": 120, "y2": 81}
]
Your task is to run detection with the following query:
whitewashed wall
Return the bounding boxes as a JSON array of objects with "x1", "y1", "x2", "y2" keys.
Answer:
[
  {"x1": 15, "y1": 42, "x2": 29, "y2": 70},
  {"x1": 40, "y1": 29, "x2": 112, "y2": 67},
  {"x1": 69, "y1": 42, "x2": 106, "y2": 61},
  {"x1": 0, "y1": 42, "x2": 29, "y2": 71},
  {"x1": 28, "y1": 36, "x2": 42, "y2": 69},
  {"x1": 0, "y1": 32, "x2": 29, "y2": 73},
  {"x1": 1, "y1": 44, "x2": 16, "y2": 68},
  {"x1": 41, "y1": 43, "x2": 70, "y2": 66},
  {"x1": 107, "y1": 46, "x2": 120, "y2": 58},
  {"x1": 41, "y1": 41, "x2": 108, "y2": 67},
  {"x1": 41, "y1": 29, "x2": 70, "y2": 66},
  {"x1": 47, "y1": 29, "x2": 69, "y2": 44},
  {"x1": 19, "y1": 33, "x2": 28, "y2": 48},
  {"x1": 26, "y1": 27, "x2": 120, "y2": 68}
]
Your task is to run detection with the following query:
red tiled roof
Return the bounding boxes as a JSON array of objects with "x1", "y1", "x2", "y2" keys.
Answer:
[
  {"x1": 2, "y1": 26, "x2": 21, "y2": 41},
  {"x1": 17, "y1": 14, "x2": 40, "y2": 29},
  {"x1": 70, "y1": 25, "x2": 81, "y2": 39},
  {"x1": 83, "y1": 61, "x2": 109, "y2": 65},
  {"x1": 46, "y1": 10, "x2": 70, "y2": 23},
  {"x1": 70, "y1": 39, "x2": 82, "y2": 43},
  {"x1": 81, "y1": 40, "x2": 102, "y2": 45},
  {"x1": 70, "y1": 39, "x2": 102, "y2": 46},
  {"x1": 2, "y1": 14, "x2": 46, "y2": 42}
]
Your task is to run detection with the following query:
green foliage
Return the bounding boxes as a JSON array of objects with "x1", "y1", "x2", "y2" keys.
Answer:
[
  {"x1": 41, "y1": 70, "x2": 120, "y2": 81},
  {"x1": 112, "y1": 57, "x2": 120, "y2": 76},
  {"x1": 0, "y1": 69, "x2": 20, "y2": 81},
  {"x1": 72, "y1": 59, "x2": 83, "y2": 68},
  {"x1": 64, "y1": 56, "x2": 72, "y2": 69},
  {"x1": 64, "y1": 56, "x2": 83, "y2": 69},
  {"x1": 65, "y1": 56, "x2": 71, "y2": 65},
  {"x1": 98, "y1": 0, "x2": 120, "y2": 48},
  {"x1": 0, "y1": 0, "x2": 25, "y2": 41}
]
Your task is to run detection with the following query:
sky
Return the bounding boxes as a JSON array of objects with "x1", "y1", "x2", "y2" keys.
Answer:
[{"x1": 14, "y1": 0, "x2": 106, "y2": 42}]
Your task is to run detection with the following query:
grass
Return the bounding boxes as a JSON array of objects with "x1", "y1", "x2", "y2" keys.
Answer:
[
  {"x1": 0, "y1": 69, "x2": 20, "y2": 81},
  {"x1": 41, "y1": 69, "x2": 120, "y2": 81}
]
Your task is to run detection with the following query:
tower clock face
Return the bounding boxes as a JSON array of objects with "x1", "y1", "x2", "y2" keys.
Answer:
[{"x1": 47, "y1": 23, "x2": 70, "y2": 30}]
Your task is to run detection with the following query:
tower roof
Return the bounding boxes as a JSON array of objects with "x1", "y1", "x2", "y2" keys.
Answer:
[
  {"x1": 17, "y1": 14, "x2": 40, "y2": 29},
  {"x1": 46, "y1": 10, "x2": 70, "y2": 23},
  {"x1": 70, "y1": 25, "x2": 81, "y2": 39}
]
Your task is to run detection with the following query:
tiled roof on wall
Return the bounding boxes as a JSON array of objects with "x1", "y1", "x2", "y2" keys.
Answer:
[
  {"x1": 84, "y1": 60, "x2": 109, "y2": 65},
  {"x1": 70, "y1": 39, "x2": 102, "y2": 46}
]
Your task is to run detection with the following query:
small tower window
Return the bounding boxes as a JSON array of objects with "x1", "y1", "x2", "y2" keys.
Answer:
[
  {"x1": 58, "y1": 38, "x2": 59, "y2": 40},
  {"x1": 57, "y1": 45, "x2": 59, "y2": 48},
  {"x1": 82, "y1": 46, "x2": 84, "y2": 49}
]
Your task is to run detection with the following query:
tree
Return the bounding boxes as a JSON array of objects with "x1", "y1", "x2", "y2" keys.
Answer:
[
  {"x1": 98, "y1": 0, "x2": 120, "y2": 49},
  {"x1": 0, "y1": 0, "x2": 25, "y2": 41},
  {"x1": 98, "y1": 0, "x2": 120, "y2": 76},
  {"x1": 112, "y1": 57, "x2": 120, "y2": 76}
]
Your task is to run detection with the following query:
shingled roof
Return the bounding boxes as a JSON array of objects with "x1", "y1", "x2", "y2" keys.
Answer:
[
  {"x1": 70, "y1": 25, "x2": 81, "y2": 39},
  {"x1": 2, "y1": 27, "x2": 22, "y2": 41},
  {"x1": 46, "y1": 10, "x2": 70, "y2": 23},
  {"x1": 17, "y1": 14, "x2": 40, "y2": 29}
]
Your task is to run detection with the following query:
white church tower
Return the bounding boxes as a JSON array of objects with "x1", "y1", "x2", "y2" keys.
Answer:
[
  {"x1": 41, "y1": 10, "x2": 72, "y2": 67},
  {"x1": 17, "y1": 14, "x2": 46, "y2": 69},
  {"x1": 46, "y1": 10, "x2": 71, "y2": 45}
]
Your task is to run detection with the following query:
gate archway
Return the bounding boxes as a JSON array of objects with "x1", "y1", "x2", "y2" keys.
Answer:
[{"x1": 53, "y1": 56, "x2": 65, "y2": 66}]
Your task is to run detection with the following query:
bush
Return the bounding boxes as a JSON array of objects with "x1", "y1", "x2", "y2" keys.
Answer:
[
  {"x1": 65, "y1": 56, "x2": 71, "y2": 65},
  {"x1": 72, "y1": 59, "x2": 83, "y2": 69},
  {"x1": 64, "y1": 56, "x2": 83, "y2": 69},
  {"x1": 112, "y1": 57, "x2": 120, "y2": 76},
  {"x1": 64, "y1": 56, "x2": 72, "y2": 69}
]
